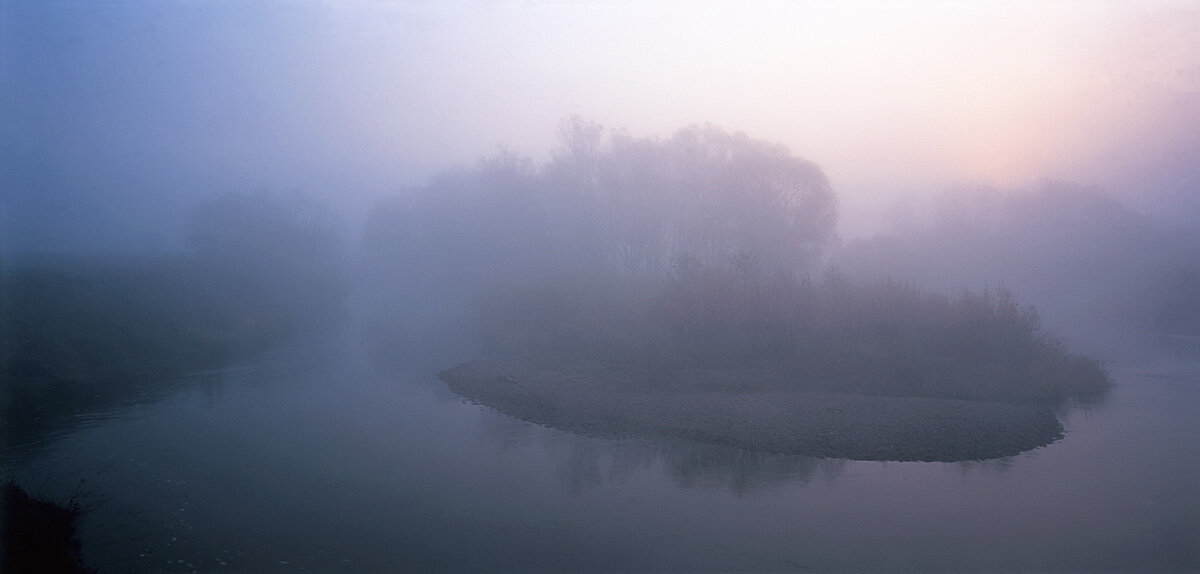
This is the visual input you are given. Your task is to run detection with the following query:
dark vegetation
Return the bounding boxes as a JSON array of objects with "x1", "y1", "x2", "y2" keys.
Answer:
[
  {"x1": 0, "y1": 480, "x2": 94, "y2": 574},
  {"x1": 366, "y1": 120, "x2": 1112, "y2": 408},
  {"x1": 3, "y1": 255, "x2": 285, "y2": 383},
  {"x1": 1, "y1": 191, "x2": 348, "y2": 570},
  {"x1": 2, "y1": 191, "x2": 348, "y2": 449},
  {"x1": 4, "y1": 120, "x2": 1145, "y2": 462},
  {"x1": 839, "y1": 182, "x2": 1200, "y2": 358},
  {"x1": 477, "y1": 272, "x2": 1111, "y2": 405},
  {"x1": 372, "y1": 118, "x2": 838, "y2": 278},
  {"x1": 361, "y1": 120, "x2": 837, "y2": 356}
]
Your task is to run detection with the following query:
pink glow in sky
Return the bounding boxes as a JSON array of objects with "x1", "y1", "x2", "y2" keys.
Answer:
[{"x1": 4, "y1": 1, "x2": 1197, "y2": 245}]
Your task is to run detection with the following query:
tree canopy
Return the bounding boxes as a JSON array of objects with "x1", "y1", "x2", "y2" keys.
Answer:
[{"x1": 365, "y1": 120, "x2": 838, "y2": 281}]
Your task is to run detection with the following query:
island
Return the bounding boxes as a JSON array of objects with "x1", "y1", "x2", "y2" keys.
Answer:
[
  {"x1": 440, "y1": 358, "x2": 1070, "y2": 463},
  {"x1": 379, "y1": 122, "x2": 1116, "y2": 463},
  {"x1": 438, "y1": 278, "x2": 1111, "y2": 463}
]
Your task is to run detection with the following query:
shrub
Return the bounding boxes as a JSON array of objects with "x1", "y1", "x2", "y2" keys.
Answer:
[{"x1": 475, "y1": 265, "x2": 1112, "y2": 405}]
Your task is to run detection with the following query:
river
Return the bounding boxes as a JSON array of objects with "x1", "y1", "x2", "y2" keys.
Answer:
[{"x1": 5, "y1": 328, "x2": 1198, "y2": 572}]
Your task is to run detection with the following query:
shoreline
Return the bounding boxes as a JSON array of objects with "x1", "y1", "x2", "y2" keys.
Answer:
[{"x1": 439, "y1": 358, "x2": 1065, "y2": 462}]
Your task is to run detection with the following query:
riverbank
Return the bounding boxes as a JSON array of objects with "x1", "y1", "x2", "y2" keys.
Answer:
[
  {"x1": 439, "y1": 359, "x2": 1065, "y2": 462},
  {"x1": 0, "y1": 254, "x2": 301, "y2": 453}
]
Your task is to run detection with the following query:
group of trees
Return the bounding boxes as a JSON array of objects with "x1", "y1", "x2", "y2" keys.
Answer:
[
  {"x1": 188, "y1": 135, "x2": 1193, "y2": 371},
  {"x1": 544, "y1": 117, "x2": 838, "y2": 274},
  {"x1": 364, "y1": 118, "x2": 838, "y2": 287},
  {"x1": 474, "y1": 261, "x2": 1110, "y2": 405},
  {"x1": 5, "y1": 118, "x2": 1130, "y2": 430},
  {"x1": 2, "y1": 189, "x2": 349, "y2": 412},
  {"x1": 359, "y1": 119, "x2": 840, "y2": 361},
  {"x1": 357, "y1": 120, "x2": 1112, "y2": 405},
  {"x1": 12, "y1": 120, "x2": 1142, "y2": 407},
  {"x1": 838, "y1": 182, "x2": 1200, "y2": 354},
  {"x1": 128, "y1": 120, "x2": 1154, "y2": 406},
  {"x1": 2, "y1": 189, "x2": 351, "y2": 450}
]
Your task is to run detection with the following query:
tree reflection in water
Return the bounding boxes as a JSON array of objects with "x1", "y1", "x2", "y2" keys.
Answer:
[{"x1": 476, "y1": 407, "x2": 846, "y2": 494}]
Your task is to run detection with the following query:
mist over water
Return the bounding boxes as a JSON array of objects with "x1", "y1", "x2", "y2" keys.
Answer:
[
  {"x1": 6, "y1": 328, "x2": 1198, "y2": 572},
  {"x1": 3, "y1": 2, "x2": 1199, "y2": 572}
]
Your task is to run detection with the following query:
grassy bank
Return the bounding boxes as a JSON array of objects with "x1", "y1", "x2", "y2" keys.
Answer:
[
  {"x1": 439, "y1": 359, "x2": 1066, "y2": 462},
  {"x1": 1, "y1": 254, "x2": 299, "y2": 448}
]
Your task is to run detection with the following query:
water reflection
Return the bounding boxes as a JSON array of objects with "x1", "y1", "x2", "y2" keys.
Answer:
[
  {"x1": 0, "y1": 362, "x2": 264, "y2": 468},
  {"x1": 953, "y1": 456, "x2": 1019, "y2": 477},
  {"x1": 480, "y1": 406, "x2": 847, "y2": 494},
  {"x1": 5, "y1": 333, "x2": 1198, "y2": 573},
  {"x1": 659, "y1": 441, "x2": 846, "y2": 492}
]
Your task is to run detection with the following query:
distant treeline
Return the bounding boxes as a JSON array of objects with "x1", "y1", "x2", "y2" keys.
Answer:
[
  {"x1": 364, "y1": 118, "x2": 837, "y2": 287},
  {"x1": 360, "y1": 120, "x2": 838, "y2": 359},
  {"x1": 15, "y1": 119, "x2": 1179, "y2": 424},
  {"x1": 839, "y1": 182, "x2": 1200, "y2": 354},
  {"x1": 361, "y1": 121, "x2": 1112, "y2": 405},
  {"x1": 2, "y1": 190, "x2": 349, "y2": 444},
  {"x1": 5, "y1": 255, "x2": 282, "y2": 384}
]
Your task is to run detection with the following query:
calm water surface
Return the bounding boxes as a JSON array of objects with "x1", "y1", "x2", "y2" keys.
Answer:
[{"x1": 6, "y1": 330, "x2": 1199, "y2": 572}]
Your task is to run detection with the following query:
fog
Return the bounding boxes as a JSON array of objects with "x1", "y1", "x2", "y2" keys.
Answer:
[
  {"x1": 3, "y1": 2, "x2": 1199, "y2": 572},
  {"x1": 4, "y1": 2, "x2": 1199, "y2": 251},
  {"x1": 839, "y1": 181, "x2": 1200, "y2": 359}
]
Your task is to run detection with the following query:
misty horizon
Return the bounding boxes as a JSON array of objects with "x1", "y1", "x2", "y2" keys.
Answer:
[
  {"x1": 4, "y1": 2, "x2": 1199, "y2": 254},
  {"x1": 2, "y1": 3, "x2": 1198, "y2": 572}
]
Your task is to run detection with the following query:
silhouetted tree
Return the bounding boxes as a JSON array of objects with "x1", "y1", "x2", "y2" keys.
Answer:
[
  {"x1": 360, "y1": 120, "x2": 841, "y2": 361},
  {"x1": 544, "y1": 121, "x2": 838, "y2": 275}
]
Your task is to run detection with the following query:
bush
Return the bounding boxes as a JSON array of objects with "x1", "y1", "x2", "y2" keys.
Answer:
[{"x1": 476, "y1": 264, "x2": 1112, "y2": 406}]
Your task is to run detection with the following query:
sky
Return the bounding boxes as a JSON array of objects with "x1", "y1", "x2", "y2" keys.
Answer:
[{"x1": 2, "y1": 1, "x2": 1198, "y2": 251}]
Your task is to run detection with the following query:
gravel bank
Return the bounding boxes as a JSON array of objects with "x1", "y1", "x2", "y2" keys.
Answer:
[{"x1": 439, "y1": 359, "x2": 1065, "y2": 462}]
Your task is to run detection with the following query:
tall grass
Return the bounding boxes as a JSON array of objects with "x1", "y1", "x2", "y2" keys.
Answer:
[{"x1": 477, "y1": 264, "x2": 1111, "y2": 405}]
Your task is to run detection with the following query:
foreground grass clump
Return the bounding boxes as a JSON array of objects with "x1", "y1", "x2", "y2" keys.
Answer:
[
  {"x1": 478, "y1": 265, "x2": 1112, "y2": 406},
  {"x1": 0, "y1": 481, "x2": 94, "y2": 573}
]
